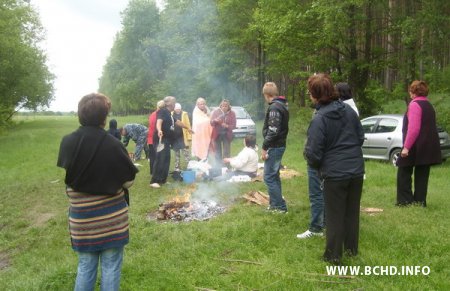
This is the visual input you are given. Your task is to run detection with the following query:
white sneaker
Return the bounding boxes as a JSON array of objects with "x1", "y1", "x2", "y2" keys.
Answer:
[
  {"x1": 150, "y1": 183, "x2": 160, "y2": 188},
  {"x1": 296, "y1": 230, "x2": 323, "y2": 239}
]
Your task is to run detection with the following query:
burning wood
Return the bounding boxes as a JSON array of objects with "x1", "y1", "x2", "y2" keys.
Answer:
[{"x1": 154, "y1": 188, "x2": 226, "y2": 222}]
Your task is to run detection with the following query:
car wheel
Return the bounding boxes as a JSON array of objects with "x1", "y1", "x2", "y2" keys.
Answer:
[{"x1": 390, "y1": 148, "x2": 401, "y2": 166}]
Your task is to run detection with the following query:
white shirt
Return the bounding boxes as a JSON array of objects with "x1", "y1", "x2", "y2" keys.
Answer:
[
  {"x1": 343, "y1": 98, "x2": 359, "y2": 116},
  {"x1": 229, "y1": 147, "x2": 259, "y2": 173}
]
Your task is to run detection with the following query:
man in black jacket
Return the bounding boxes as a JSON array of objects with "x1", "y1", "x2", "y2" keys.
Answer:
[{"x1": 261, "y1": 82, "x2": 289, "y2": 213}]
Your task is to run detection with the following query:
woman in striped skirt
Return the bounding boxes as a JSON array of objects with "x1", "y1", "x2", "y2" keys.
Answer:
[{"x1": 57, "y1": 93, "x2": 138, "y2": 291}]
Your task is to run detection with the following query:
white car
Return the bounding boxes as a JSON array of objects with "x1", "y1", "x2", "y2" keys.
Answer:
[
  {"x1": 232, "y1": 106, "x2": 256, "y2": 137},
  {"x1": 361, "y1": 114, "x2": 450, "y2": 166}
]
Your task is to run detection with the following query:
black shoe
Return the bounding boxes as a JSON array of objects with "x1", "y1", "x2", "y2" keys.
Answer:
[{"x1": 395, "y1": 202, "x2": 412, "y2": 207}]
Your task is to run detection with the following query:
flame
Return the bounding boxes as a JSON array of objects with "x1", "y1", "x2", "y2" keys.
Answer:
[{"x1": 172, "y1": 191, "x2": 191, "y2": 203}]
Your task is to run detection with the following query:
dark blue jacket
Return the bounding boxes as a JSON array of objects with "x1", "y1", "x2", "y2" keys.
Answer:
[{"x1": 304, "y1": 100, "x2": 364, "y2": 180}]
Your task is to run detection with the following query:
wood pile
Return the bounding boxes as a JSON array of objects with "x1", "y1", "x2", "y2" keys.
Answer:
[{"x1": 242, "y1": 191, "x2": 270, "y2": 206}]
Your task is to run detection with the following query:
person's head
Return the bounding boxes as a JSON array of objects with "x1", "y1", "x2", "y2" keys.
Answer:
[
  {"x1": 307, "y1": 73, "x2": 337, "y2": 104},
  {"x1": 164, "y1": 96, "x2": 176, "y2": 111},
  {"x1": 119, "y1": 127, "x2": 126, "y2": 136},
  {"x1": 219, "y1": 99, "x2": 231, "y2": 112},
  {"x1": 174, "y1": 102, "x2": 182, "y2": 114},
  {"x1": 244, "y1": 134, "x2": 256, "y2": 148},
  {"x1": 156, "y1": 100, "x2": 165, "y2": 110},
  {"x1": 196, "y1": 97, "x2": 207, "y2": 111},
  {"x1": 109, "y1": 119, "x2": 118, "y2": 129},
  {"x1": 409, "y1": 80, "x2": 429, "y2": 97},
  {"x1": 78, "y1": 93, "x2": 111, "y2": 127},
  {"x1": 262, "y1": 82, "x2": 279, "y2": 102},
  {"x1": 335, "y1": 82, "x2": 353, "y2": 101}
]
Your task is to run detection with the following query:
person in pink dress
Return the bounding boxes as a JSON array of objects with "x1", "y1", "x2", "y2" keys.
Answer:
[{"x1": 191, "y1": 97, "x2": 212, "y2": 161}]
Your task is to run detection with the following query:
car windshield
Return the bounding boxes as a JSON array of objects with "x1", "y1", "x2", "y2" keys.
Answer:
[{"x1": 233, "y1": 107, "x2": 248, "y2": 119}]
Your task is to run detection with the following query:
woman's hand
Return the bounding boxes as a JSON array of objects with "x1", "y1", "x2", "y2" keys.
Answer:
[{"x1": 401, "y1": 148, "x2": 409, "y2": 158}]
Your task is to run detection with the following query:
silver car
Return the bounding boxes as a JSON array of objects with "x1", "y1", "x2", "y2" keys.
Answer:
[{"x1": 361, "y1": 114, "x2": 450, "y2": 166}]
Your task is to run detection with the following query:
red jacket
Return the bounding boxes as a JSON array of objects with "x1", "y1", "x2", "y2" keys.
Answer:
[
  {"x1": 210, "y1": 108, "x2": 236, "y2": 142},
  {"x1": 147, "y1": 110, "x2": 158, "y2": 145}
]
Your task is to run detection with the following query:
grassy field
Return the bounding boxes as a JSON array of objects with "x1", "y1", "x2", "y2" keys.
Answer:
[{"x1": 1, "y1": 111, "x2": 449, "y2": 290}]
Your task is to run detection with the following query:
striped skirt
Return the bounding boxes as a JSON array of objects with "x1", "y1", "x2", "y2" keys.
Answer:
[{"x1": 66, "y1": 188, "x2": 129, "y2": 252}]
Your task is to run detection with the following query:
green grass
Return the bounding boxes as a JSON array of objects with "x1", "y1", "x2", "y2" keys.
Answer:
[{"x1": 1, "y1": 112, "x2": 449, "y2": 290}]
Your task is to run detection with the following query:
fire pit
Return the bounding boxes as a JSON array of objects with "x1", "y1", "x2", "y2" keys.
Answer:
[{"x1": 148, "y1": 187, "x2": 227, "y2": 222}]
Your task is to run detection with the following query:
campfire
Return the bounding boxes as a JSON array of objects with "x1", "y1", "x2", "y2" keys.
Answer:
[{"x1": 152, "y1": 187, "x2": 226, "y2": 222}]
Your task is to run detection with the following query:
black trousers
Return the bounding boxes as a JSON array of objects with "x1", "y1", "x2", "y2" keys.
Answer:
[
  {"x1": 148, "y1": 144, "x2": 156, "y2": 175},
  {"x1": 150, "y1": 144, "x2": 171, "y2": 184},
  {"x1": 396, "y1": 165, "x2": 430, "y2": 206},
  {"x1": 213, "y1": 133, "x2": 231, "y2": 163},
  {"x1": 323, "y1": 177, "x2": 363, "y2": 264}
]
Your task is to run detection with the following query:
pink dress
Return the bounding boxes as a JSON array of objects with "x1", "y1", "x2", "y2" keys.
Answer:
[{"x1": 191, "y1": 106, "x2": 212, "y2": 160}]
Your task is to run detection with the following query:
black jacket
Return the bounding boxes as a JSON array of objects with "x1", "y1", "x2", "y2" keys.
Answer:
[
  {"x1": 304, "y1": 100, "x2": 364, "y2": 180},
  {"x1": 262, "y1": 97, "x2": 289, "y2": 150}
]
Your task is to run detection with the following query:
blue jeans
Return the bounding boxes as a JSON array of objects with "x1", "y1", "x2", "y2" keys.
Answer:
[
  {"x1": 75, "y1": 247, "x2": 124, "y2": 291},
  {"x1": 264, "y1": 147, "x2": 287, "y2": 211},
  {"x1": 307, "y1": 166, "x2": 324, "y2": 232}
]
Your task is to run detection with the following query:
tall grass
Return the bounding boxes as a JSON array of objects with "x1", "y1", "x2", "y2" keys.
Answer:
[{"x1": 1, "y1": 112, "x2": 449, "y2": 290}]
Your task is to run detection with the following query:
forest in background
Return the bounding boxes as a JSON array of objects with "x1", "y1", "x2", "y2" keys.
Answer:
[
  {"x1": 2, "y1": 0, "x2": 450, "y2": 124},
  {"x1": 99, "y1": 0, "x2": 450, "y2": 118}
]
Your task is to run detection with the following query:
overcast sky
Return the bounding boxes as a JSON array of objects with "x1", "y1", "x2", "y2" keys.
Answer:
[{"x1": 32, "y1": 0, "x2": 164, "y2": 112}]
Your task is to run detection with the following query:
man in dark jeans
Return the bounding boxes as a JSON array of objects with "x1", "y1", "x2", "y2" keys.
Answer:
[{"x1": 261, "y1": 82, "x2": 289, "y2": 213}]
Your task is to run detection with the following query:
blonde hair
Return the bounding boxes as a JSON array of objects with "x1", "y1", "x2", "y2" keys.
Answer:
[
  {"x1": 262, "y1": 82, "x2": 279, "y2": 97},
  {"x1": 156, "y1": 100, "x2": 165, "y2": 109},
  {"x1": 196, "y1": 97, "x2": 206, "y2": 105}
]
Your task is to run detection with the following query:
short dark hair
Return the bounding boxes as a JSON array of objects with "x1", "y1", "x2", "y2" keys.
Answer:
[
  {"x1": 307, "y1": 74, "x2": 337, "y2": 104},
  {"x1": 78, "y1": 93, "x2": 111, "y2": 126},
  {"x1": 244, "y1": 134, "x2": 256, "y2": 148},
  {"x1": 335, "y1": 82, "x2": 353, "y2": 101},
  {"x1": 409, "y1": 80, "x2": 429, "y2": 96}
]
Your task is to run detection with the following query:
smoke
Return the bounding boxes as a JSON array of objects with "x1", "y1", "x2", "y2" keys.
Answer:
[
  {"x1": 156, "y1": 1, "x2": 248, "y2": 109},
  {"x1": 191, "y1": 180, "x2": 240, "y2": 205}
]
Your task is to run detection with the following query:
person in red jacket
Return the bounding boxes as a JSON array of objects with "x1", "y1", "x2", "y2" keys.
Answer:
[
  {"x1": 210, "y1": 99, "x2": 236, "y2": 165},
  {"x1": 148, "y1": 100, "x2": 165, "y2": 175}
]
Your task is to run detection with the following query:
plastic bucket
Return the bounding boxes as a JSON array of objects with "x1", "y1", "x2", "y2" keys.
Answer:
[{"x1": 181, "y1": 170, "x2": 196, "y2": 184}]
